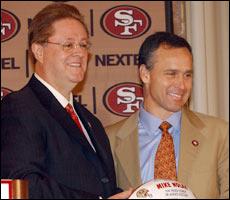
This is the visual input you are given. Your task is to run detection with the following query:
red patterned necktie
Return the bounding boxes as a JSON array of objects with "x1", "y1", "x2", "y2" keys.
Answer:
[
  {"x1": 65, "y1": 103, "x2": 83, "y2": 133},
  {"x1": 154, "y1": 121, "x2": 177, "y2": 180}
]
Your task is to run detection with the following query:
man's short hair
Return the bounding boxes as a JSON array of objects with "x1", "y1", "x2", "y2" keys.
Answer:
[
  {"x1": 28, "y1": 3, "x2": 88, "y2": 63},
  {"x1": 138, "y1": 31, "x2": 192, "y2": 70}
]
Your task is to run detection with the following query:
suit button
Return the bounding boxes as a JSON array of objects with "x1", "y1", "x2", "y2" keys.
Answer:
[{"x1": 101, "y1": 177, "x2": 109, "y2": 183}]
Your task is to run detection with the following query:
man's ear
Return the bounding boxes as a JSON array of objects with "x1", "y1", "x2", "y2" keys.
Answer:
[
  {"x1": 31, "y1": 43, "x2": 44, "y2": 63},
  {"x1": 139, "y1": 64, "x2": 150, "y2": 84}
]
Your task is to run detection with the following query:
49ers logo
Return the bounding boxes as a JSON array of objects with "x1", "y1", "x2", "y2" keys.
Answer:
[
  {"x1": 103, "y1": 82, "x2": 143, "y2": 117},
  {"x1": 1, "y1": 9, "x2": 21, "y2": 42},
  {"x1": 101, "y1": 5, "x2": 151, "y2": 39}
]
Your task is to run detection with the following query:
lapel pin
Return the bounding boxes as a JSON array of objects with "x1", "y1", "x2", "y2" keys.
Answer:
[{"x1": 192, "y1": 140, "x2": 199, "y2": 146}]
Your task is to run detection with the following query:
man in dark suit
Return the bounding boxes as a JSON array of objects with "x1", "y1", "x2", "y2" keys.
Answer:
[{"x1": 1, "y1": 3, "x2": 132, "y2": 199}]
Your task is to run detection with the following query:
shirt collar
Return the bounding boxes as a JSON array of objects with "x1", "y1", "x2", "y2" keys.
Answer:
[
  {"x1": 166, "y1": 111, "x2": 181, "y2": 132},
  {"x1": 139, "y1": 103, "x2": 181, "y2": 136},
  {"x1": 34, "y1": 73, "x2": 73, "y2": 108}
]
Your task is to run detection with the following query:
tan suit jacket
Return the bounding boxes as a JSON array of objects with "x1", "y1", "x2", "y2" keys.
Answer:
[{"x1": 106, "y1": 108, "x2": 229, "y2": 199}]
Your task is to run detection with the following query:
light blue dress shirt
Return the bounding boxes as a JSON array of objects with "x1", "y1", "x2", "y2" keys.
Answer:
[{"x1": 138, "y1": 105, "x2": 181, "y2": 184}]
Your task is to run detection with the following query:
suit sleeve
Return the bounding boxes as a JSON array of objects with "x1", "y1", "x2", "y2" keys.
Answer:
[{"x1": 1, "y1": 97, "x2": 99, "y2": 199}]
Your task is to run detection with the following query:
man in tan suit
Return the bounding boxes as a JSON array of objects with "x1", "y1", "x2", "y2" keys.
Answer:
[{"x1": 106, "y1": 32, "x2": 229, "y2": 199}]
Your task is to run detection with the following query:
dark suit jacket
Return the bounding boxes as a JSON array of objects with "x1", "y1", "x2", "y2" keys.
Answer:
[{"x1": 1, "y1": 75, "x2": 119, "y2": 199}]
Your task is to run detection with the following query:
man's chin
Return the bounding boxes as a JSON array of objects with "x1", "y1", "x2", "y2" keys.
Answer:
[
  {"x1": 70, "y1": 75, "x2": 85, "y2": 84},
  {"x1": 167, "y1": 105, "x2": 183, "y2": 113}
]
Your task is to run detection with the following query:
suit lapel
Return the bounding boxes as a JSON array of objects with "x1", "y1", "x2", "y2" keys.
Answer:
[
  {"x1": 28, "y1": 75, "x2": 94, "y2": 153},
  {"x1": 178, "y1": 107, "x2": 205, "y2": 185},
  {"x1": 73, "y1": 102, "x2": 110, "y2": 167},
  {"x1": 114, "y1": 112, "x2": 142, "y2": 187}
]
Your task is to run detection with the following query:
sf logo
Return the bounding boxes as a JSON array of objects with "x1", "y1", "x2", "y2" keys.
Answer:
[
  {"x1": 117, "y1": 86, "x2": 143, "y2": 113},
  {"x1": 114, "y1": 10, "x2": 143, "y2": 35}
]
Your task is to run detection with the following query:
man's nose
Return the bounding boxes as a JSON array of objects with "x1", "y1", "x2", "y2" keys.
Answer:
[
  {"x1": 175, "y1": 75, "x2": 186, "y2": 89},
  {"x1": 71, "y1": 44, "x2": 84, "y2": 56}
]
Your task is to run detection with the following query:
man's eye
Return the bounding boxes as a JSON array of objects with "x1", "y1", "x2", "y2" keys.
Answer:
[
  {"x1": 64, "y1": 43, "x2": 73, "y2": 48},
  {"x1": 80, "y1": 43, "x2": 88, "y2": 48},
  {"x1": 185, "y1": 73, "x2": 193, "y2": 78}
]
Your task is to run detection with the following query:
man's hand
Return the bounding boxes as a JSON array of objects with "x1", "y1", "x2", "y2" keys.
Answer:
[{"x1": 108, "y1": 188, "x2": 133, "y2": 199}]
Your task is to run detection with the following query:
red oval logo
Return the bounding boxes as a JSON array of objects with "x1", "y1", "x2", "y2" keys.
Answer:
[
  {"x1": 101, "y1": 5, "x2": 151, "y2": 39},
  {"x1": 1, "y1": 9, "x2": 21, "y2": 42},
  {"x1": 1, "y1": 87, "x2": 13, "y2": 100},
  {"x1": 103, "y1": 82, "x2": 143, "y2": 117}
]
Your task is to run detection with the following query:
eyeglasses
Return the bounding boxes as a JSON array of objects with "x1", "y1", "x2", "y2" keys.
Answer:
[{"x1": 46, "y1": 41, "x2": 91, "y2": 52}]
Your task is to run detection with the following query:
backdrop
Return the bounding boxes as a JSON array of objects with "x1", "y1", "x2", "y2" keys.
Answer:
[{"x1": 1, "y1": 1, "x2": 184, "y2": 126}]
